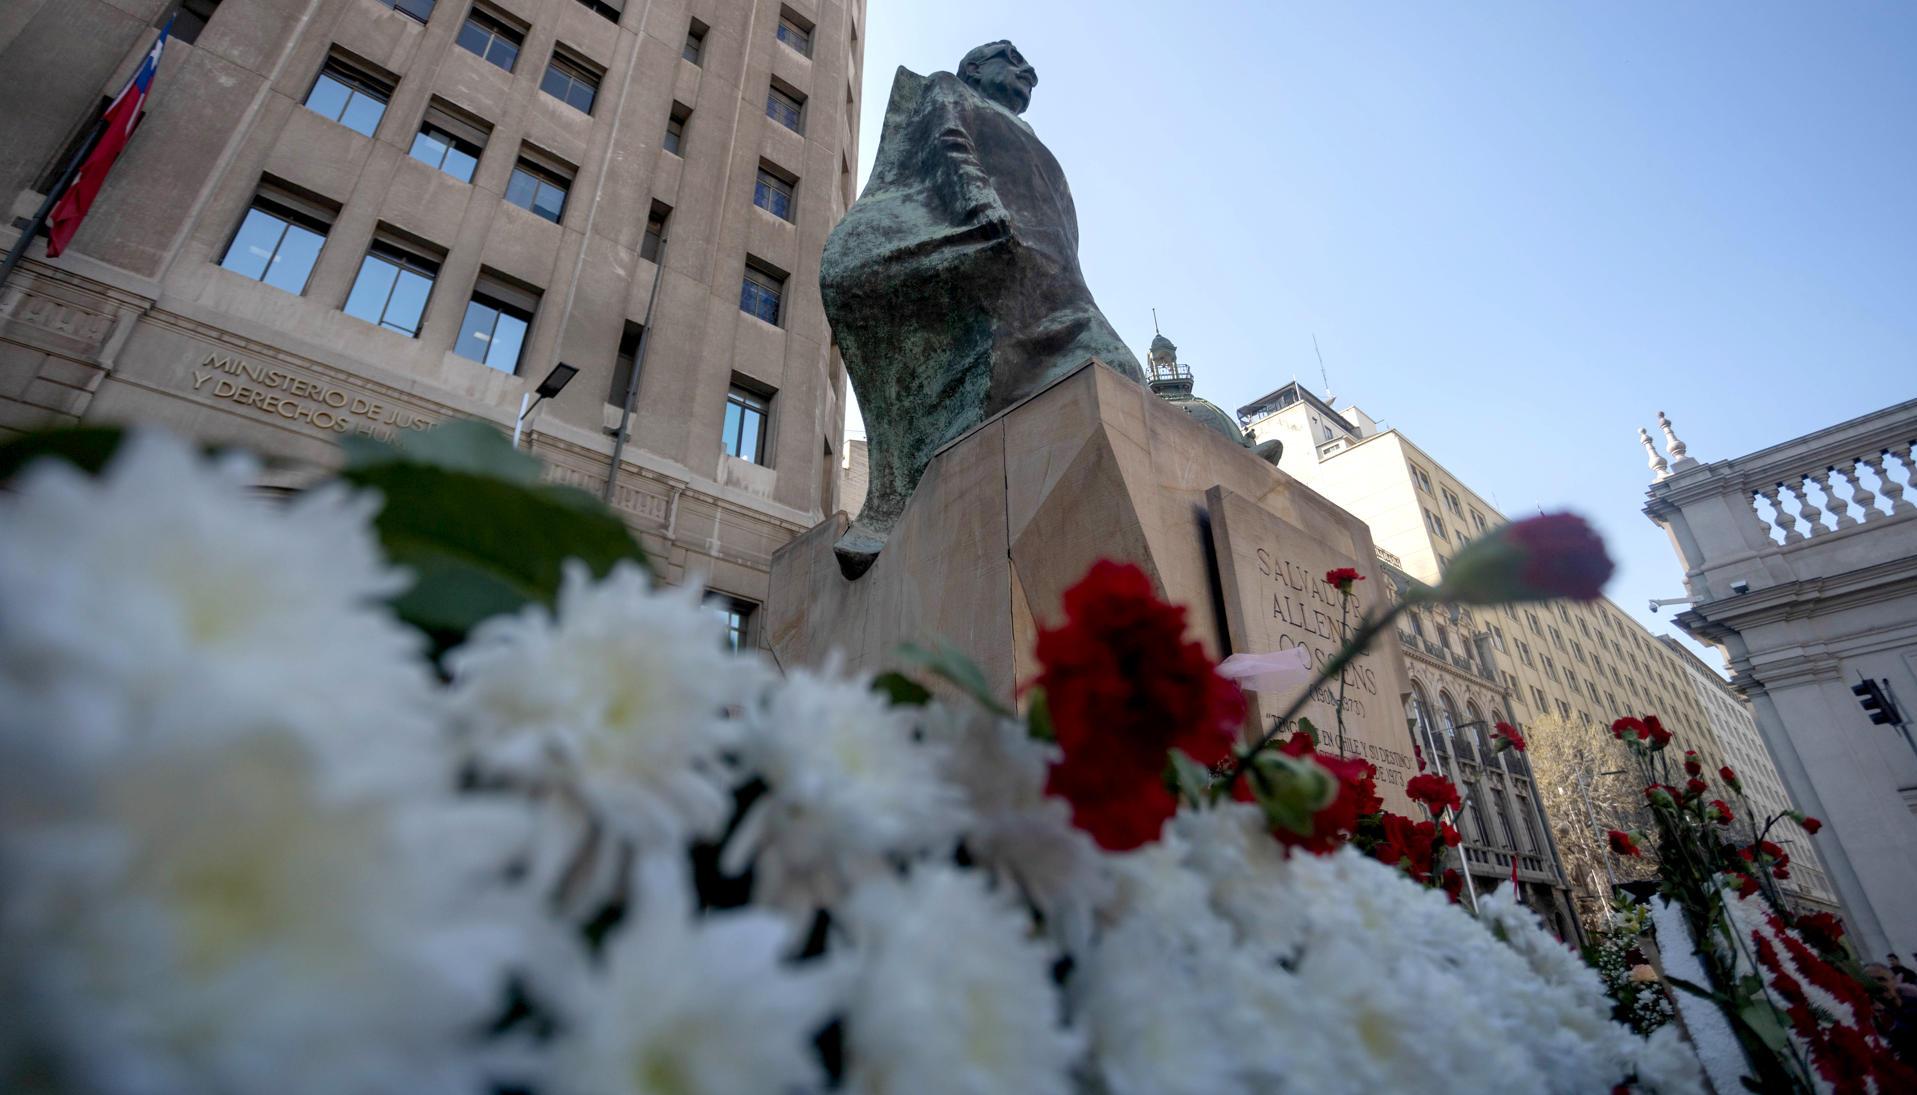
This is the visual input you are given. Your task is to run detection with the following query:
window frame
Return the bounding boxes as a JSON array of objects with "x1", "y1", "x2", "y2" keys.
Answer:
[
  {"x1": 640, "y1": 201, "x2": 670, "y2": 262},
  {"x1": 739, "y1": 260, "x2": 785, "y2": 326},
  {"x1": 342, "y1": 235, "x2": 442, "y2": 337},
  {"x1": 704, "y1": 591, "x2": 756, "y2": 652},
  {"x1": 722, "y1": 383, "x2": 772, "y2": 465},
  {"x1": 765, "y1": 83, "x2": 804, "y2": 133},
  {"x1": 663, "y1": 103, "x2": 689, "y2": 155},
  {"x1": 408, "y1": 100, "x2": 488, "y2": 182},
  {"x1": 455, "y1": 275, "x2": 539, "y2": 373},
  {"x1": 572, "y1": 0, "x2": 622, "y2": 24},
  {"x1": 303, "y1": 54, "x2": 394, "y2": 137},
  {"x1": 753, "y1": 163, "x2": 796, "y2": 221},
  {"x1": 682, "y1": 19, "x2": 708, "y2": 64},
  {"x1": 505, "y1": 152, "x2": 573, "y2": 224},
  {"x1": 455, "y1": 5, "x2": 523, "y2": 72},
  {"x1": 379, "y1": 0, "x2": 436, "y2": 23},
  {"x1": 216, "y1": 188, "x2": 332, "y2": 295},
  {"x1": 540, "y1": 50, "x2": 601, "y2": 115},
  {"x1": 775, "y1": 8, "x2": 813, "y2": 57}
]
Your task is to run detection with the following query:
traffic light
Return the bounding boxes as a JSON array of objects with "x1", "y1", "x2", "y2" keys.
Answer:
[{"x1": 1853, "y1": 679, "x2": 1901, "y2": 726}]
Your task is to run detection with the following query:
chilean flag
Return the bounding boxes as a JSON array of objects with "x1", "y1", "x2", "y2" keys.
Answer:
[{"x1": 46, "y1": 21, "x2": 171, "y2": 258}]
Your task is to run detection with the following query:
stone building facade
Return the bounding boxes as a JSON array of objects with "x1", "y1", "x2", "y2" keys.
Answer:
[
  {"x1": 2, "y1": 0, "x2": 865, "y2": 643},
  {"x1": 1240, "y1": 383, "x2": 1742, "y2": 913},
  {"x1": 1386, "y1": 560, "x2": 1581, "y2": 940},
  {"x1": 1642, "y1": 401, "x2": 1917, "y2": 959}
]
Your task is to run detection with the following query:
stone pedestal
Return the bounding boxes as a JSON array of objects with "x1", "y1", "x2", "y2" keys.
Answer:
[{"x1": 768, "y1": 361, "x2": 1418, "y2": 804}]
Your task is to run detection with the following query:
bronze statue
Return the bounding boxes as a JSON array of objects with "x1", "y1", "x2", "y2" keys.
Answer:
[{"x1": 821, "y1": 40, "x2": 1146, "y2": 577}]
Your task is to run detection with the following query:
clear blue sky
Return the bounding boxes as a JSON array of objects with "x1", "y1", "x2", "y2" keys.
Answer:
[{"x1": 849, "y1": 1, "x2": 1917, "y2": 665}]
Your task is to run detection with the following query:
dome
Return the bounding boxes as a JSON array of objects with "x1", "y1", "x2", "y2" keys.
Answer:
[
  {"x1": 1160, "y1": 390, "x2": 1247, "y2": 446},
  {"x1": 1149, "y1": 332, "x2": 1177, "y2": 358}
]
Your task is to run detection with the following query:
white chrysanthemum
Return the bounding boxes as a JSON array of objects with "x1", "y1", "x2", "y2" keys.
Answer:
[
  {"x1": 0, "y1": 431, "x2": 437, "y2": 786},
  {"x1": 449, "y1": 561, "x2": 761, "y2": 845},
  {"x1": 840, "y1": 865, "x2": 1081, "y2": 1095},
  {"x1": 1, "y1": 710, "x2": 534, "y2": 1095},
  {"x1": 924, "y1": 705, "x2": 1112, "y2": 950},
  {"x1": 542, "y1": 857, "x2": 840, "y2": 1095},
  {"x1": 721, "y1": 665, "x2": 969, "y2": 911}
]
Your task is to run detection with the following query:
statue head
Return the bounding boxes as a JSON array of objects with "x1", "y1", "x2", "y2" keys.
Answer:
[{"x1": 959, "y1": 40, "x2": 1038, "y2": 114}]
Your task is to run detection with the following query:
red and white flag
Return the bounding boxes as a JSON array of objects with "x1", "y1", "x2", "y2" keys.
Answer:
[{"x1": 46, "y1": 22, "x2": 171, "y2": 258}]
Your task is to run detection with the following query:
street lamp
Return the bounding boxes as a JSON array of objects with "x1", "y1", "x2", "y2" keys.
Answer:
[{"x1": 513, "y1": 363, "x2": 579, "y2": 448}]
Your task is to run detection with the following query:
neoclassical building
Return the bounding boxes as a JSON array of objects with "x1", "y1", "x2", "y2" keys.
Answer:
[
  {"x1": 2, "y1": 0, "x2": 865, "y2": 647},
  {"x1": 1642, "y1": 402, "x2": 1917, "y2": 959}
]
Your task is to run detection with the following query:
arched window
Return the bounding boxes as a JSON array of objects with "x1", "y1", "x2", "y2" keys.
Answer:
[
  {"x1": 1465, "y1": 700, "x2": 1488, "y2": 756},
  {"x1": 1440, "y1": 692, "x2": 1471, "y2": 761}
]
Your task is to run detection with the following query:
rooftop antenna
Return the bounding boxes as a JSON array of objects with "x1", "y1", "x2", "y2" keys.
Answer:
[{"x1": 1314, "y1": 334, "x2": 1331, "y2": 400}]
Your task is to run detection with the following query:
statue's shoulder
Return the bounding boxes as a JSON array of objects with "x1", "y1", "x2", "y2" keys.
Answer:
[{"x1": 883, "y1": 67, "x2": 969, "y2": 120}]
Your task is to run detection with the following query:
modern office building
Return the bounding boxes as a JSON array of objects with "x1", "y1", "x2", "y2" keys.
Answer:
[
  {"x1": 2, "y1": 0, "x2": 866, "y2": 644},
  {"x1": 1643, "y1": 402, "x2": 1917, "y2": 958}
]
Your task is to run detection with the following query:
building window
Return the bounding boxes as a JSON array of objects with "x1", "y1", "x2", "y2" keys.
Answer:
[
  {"x1": 378, "y1": 0, "x2": 435, "y2": 23},
  {"x1": 1532, "y1": 687, "x2": 1548, "y2": 711},
  {"x1": 663, "y1": 103, "x2": 689, "y2": 155},
  {"x1": 455, "y1": 276, "x2": 538, "y2": 373},
  {"x1": 164, "y1": 0, "x2": 223, "y2": 45},
  {"x1": 455, "y1": 6, "x2": 522, "y2": 72},
  {"x1": 776, "y1": 8, "x2": 813, "y2": 56},
  {"x1": 1556, "y1": 700, "x2": 1573, "y2": 721},
  {"x1": 766, "y1": 84, "x2": 804, "y2": 133},
  {"x1": 304, "y1": 54, "x2": 392, "y2": 137},
  {"x1": 541, "y1": 52, "x2": 600, "y2": 114},
  {"x1": 1471, "y1": 509, "x2": 1488, "y2": 534},
  {"x1": 343, "y1": 236, "x2": 439, "y2": 336},
  {"x1": 753, "y1": 164, "x2": 795, "y2": 220},
  {"x1": 640, "y1": 201, "x2": 670, "y2": 262},
  {"x1": 739, "y1": 260, "x2": 785, "y2": 325},
  {"x1": 573, "y1": 0, "x2": 621, "y2": 23},
  {"x1": 723, "y1": 384, "x2": 770, "y2": 464},
  {"x1": 607, "y1": 322, "x2": 644, "y2": 406},
  {"x1": 1423, "y1": 508, "x2": 1447, "y2": 539},
  {"x1": 1517, "y1": 640, "x2": 1533, "y2": 667},
  {"x1": 408, "y1": 101, "x2": 487, "y2": 182},
  {"x1": 1410, "y1": 463, "x2": 1433, "y2": 493},
  {"x1": 683, "y1": 19, "x2": 707, "y2": 65},
  {"x1": 1441, "y1": 486, "x2": 1463, "y2": 516},
  {"x1": 506, "y1": 153, "x2": 572, "y2": 223},
  {"x1": 705, "y1": 592, "x2": 755, "y2": 652},
  {"x1": 217, "y1": 186, "x2": 330, "y2": 294}
]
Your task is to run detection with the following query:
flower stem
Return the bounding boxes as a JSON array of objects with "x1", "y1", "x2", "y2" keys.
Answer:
[
  {"x1": 1334, "y1": 593, "x2": 1352, "y2": 759},
  {"x1": 1223, "y1": 601, "x2": 1406, "y2": 791}
]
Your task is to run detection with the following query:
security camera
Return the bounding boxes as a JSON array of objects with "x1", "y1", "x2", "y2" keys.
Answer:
[
  {"x1": 1731, "y1": 581, "x2": 1750, "y2": 595},
  {"x1": 1649, "y1": 599, "x2": 1659, "y2": 614}
]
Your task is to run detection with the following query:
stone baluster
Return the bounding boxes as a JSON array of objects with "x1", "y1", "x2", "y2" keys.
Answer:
[
  {"x1": 1793, "y1": 474, "x2": 1827, "y2": 536},
  {"x1": 1835, "y1": 458, "x2": 1877, "y2": 523},
  {"x1": 1809, "y1": 467, "x2": 1857, "y2": 529},
  {"x1": 1868, "y1": 447, "x2": 1913, "y2": 515},
  {"x1": 1760, "y1": 482, "x2": 1804, "y2": 543}
]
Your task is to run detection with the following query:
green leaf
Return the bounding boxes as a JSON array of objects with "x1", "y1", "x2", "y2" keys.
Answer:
[
  {"x1": 871, "y1": 671, "x2": 932, "y2": 708},
  {"x1": 0, "y1": 426, "x2": 127, "y2": 481},
  {"x1": 1166, "y1": 748, "x2": 1216, "y2": 807},
  {"x1": 1245, "y1": 753, "x2": 1338, "y2": 837},
  {"x1": 1297, "y1": 716, "x2": 1321, "y2": 748},
  {"x1": 343, "y1": 460, "x2": 648, "y2": 641},
  {"x1": 341, "y1": 418, "x2": 542, "y2": 485},
  {"x1": 1662, "y1": 975, "x2": 1717, "y2": 1000},
  {"x1": 896, "y1": 640, "x2": 1011, "y2": 718},
  {"x1": 1025, "y1": 687, "x2": 1055, "y2": 742},
  {"x1": 1737, "y1": 1002, "x2": 1790, "y2": 1052}
]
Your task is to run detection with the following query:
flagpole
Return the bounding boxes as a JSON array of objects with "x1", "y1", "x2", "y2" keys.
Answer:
[{"x1": 0, "y1": 114, "x2": 109, "y2": 298}]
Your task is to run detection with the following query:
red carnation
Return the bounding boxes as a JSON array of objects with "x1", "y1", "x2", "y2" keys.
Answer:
[
  {"x1": 1608, "y1": 829, "x2": 1644, "y2": 857},
  {"x1": 1720, "y1": 766, "x2": 1742, "y2": 793},
  {"x1": 1441, "y1": 868, "x2": 1464, "y2": 903},
  {"x1": 1037, "y1": 560, "x2": 1245, "y2": 850},
  {"x1": 1643, "y1": 715, "x2": 1673, "y2": 748},
  {"x1": 1728, "y1": 871, "x2": 1759, "y2": 898},
  {"x1": 1683, "y1": 750, "x2": 1702, "y2": 777},
  {"x1": 1434, "y1": 512, "x2": 1613, "y2": 605},
  {"x1": 1491, "y1": 721, "x2": 1526, "y2": 754},
  {"x1": 1684, "y1": 777, "x2": 1708, "y2": 800},
  {"x1": 1406, "y1": 773, "x2": 1463, "y2": 817},
  {"x1": 1323, "y1": 566, "x2": 1365, "y2": 595},
  {"x1": 1709, "y1": 799, "x2": 1734, "y2": 826},
  {"x1": 1611, "y1": 716, "x2": 1647, "y2": 741},
  {"x1": 1802, "y1": 816, "x2": 1822, "y2": 835}
]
